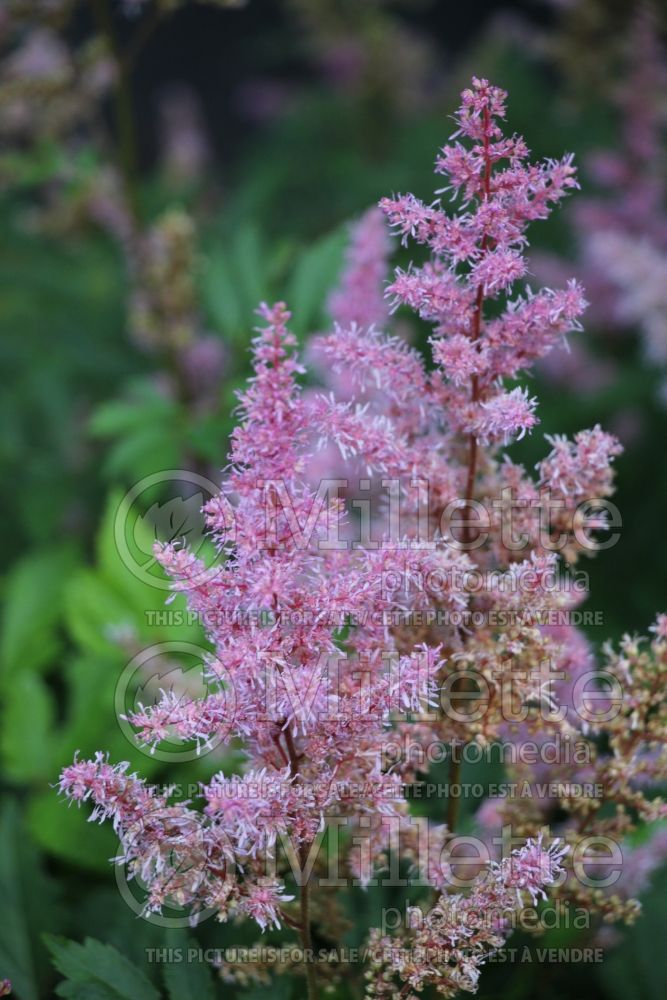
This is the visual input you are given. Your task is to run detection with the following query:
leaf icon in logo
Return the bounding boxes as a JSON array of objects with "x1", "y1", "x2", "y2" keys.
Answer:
[
  {"x1": 139, "y1": 492, "x2": 206, "y2": 551},
  {"x1": 132, "y1": 656, "x2": 208, "y2": 712}
]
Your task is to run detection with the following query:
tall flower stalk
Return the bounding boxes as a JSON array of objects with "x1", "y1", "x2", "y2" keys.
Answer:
[{"x1": 59, "y1": 78, "x2": 667, "y2": 998}]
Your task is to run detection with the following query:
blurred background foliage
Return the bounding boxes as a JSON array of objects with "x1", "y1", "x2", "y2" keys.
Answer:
[{"x1": 1, "y1": 0, "x2": 667, "y2": 997}]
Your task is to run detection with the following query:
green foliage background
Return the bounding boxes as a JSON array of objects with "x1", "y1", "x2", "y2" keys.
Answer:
[{"x1": 1, "y1": 4, "x2": 666, "y2": 998}]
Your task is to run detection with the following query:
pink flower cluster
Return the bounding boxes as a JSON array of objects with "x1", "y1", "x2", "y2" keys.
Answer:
[
  {"x1": 367, "y1": 835, "x2": 568, "y2": 998},
  {"x1": 328, "y1": 206, "x2": 391, "y2": 330},
  {"x1": 379, "y1": 77, "x2": 582, "y2": 447},
  {"x1": 58, "y1": 77, "x2": 667, "y2": 996}
]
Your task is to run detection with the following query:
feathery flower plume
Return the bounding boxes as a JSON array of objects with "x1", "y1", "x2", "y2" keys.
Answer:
[{"x1": 58, "y1": 77, "x2": 667, "y2": 997}]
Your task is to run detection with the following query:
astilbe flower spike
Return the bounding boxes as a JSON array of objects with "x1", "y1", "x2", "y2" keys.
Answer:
[
  {"x1": 366, "y1": 834, "x2": 567, "y2": 998},
  {"x1": 58, "y1": 77, "x2": 667, "y2": 998},
  {"x1": 328, "y1": 206, "x2": 391, "y2": 330}
]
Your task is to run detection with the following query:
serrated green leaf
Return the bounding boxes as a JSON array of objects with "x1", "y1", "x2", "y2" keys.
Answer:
[
  {"x1": 55, "y1": 983, "x2": 121, "y2": 1000},
  {"x1": 45, "y1": 936, "x2": 160, "y2": 1000},
  {"x1": 162, "y1": 931, "x2": 216, "y2": 1000}
]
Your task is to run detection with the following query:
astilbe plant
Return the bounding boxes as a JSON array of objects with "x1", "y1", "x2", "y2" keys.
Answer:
[
  {"x1": 327, "y1": 205, "x2": 392, "y2": 330},
  {"x1": 58, "y1": 78, "x2": 667, "y2": 999}
]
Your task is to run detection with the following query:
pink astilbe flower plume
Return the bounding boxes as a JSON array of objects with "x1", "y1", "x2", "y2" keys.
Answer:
[
  {"x1": 58, "y1": 77, "x2": 667, "y2": 998},
  {"x1": 328, "y1": 206, "x2": 391, "y2": 329},
  {"x1": 366, "y1": 835, "x2": 568, "y2": 998},
  {"x1": 59, "y1": 302, "x2": 451, "y2": 942},
  {"x1": 381, "y1": 76, "x2": 582, "y2": 449}
]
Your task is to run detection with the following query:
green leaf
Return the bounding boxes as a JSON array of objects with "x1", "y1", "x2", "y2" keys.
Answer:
[
  {"x1": 96, "y1": 489, "x2": 166, "y2": 605},
  {"x1": 52, "y1": 984, "x2": 122, "y2": 1000},
  {"x1": 103, "y1": 425, "x2": 181, "y2": 482},
  {"x1": 0, "y1": 671, "x2": 55, "y2": 781},
  {"x1": 0, "y1": 546, "x2": 76, "y2": 679},
  {"x1": 202, "y1": 224, "x2": 268, "y2": 343},
  {"x1": 64, "y1": 569, "x2": 136, "y2": 657},
  {"x1": 0, "y1": 800, "x2": 63, "y2": 1000},
  {"x1": 94, "y1": 492, "x2": 206, "y2": 643},
  {"x1": 45, "y1": 936, "x2": 160, "y2": 1000},
  {"x1": 90, "y1": 389, "x2": 175, "y2": 439},
  {"x1": 286, "y1": 227, "x2": 347, "y2": 337},
  {"x1": 63, "y1": 493, "x2": 206, "y2": 657},
  {"x1": 52, "y1": 655, "x2": 126, "y2": 764},
  {"x1": 234, "y1": 224, "x2": 266, "y2": 315},
  {"x1": 28, "y1": 793, "x2": 117, "y2": 872},
  {"x1": 201, "y1": 247, "x2": 244, "y2": 338},
  {"x1": 162, "y1": 931, "x2": 216, "y2": 999}
]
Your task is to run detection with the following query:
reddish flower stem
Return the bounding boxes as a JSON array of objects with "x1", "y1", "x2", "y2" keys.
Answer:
[
  {"x1": 448, "y1": 106, "x2": 492, "y2": 835},
  {"x1": 283, "y1": 726, "x2": 318, "y2": 1000}
]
